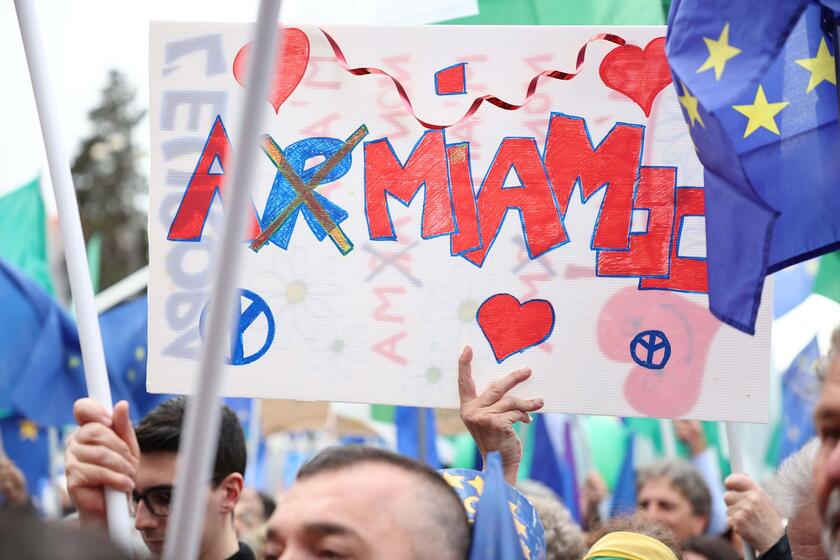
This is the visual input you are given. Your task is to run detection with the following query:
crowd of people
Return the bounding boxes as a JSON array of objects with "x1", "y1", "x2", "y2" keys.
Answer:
[{"x1": 0, "y1": 327, "x2": 838, "y2": 559}]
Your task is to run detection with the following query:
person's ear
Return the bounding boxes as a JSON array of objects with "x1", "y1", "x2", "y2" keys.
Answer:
[
  {"x1": 692, "y1": 514, "x2": 709, "y2": 537},
  {"x1": 218, "y1": 473, "x2": 244, "y2": 514}
]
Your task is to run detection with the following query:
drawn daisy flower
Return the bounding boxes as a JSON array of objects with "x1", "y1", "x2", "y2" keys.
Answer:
[
  {"x1": 249, "y1": 249, "x2": 341, "y2": 347},
  {"x1": 419, "y1": 261, "x2": 498, "y2": 353}
]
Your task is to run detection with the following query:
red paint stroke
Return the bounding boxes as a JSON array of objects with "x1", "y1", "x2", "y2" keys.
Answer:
[
  {"x1": 597, "y1": 287, "x2": 722, "y2": 417},
  {"x1": 477, "y1": 294, "x2": 555, "y2": 363},
  {"x1": 598, "y1": 36, "x2": 671, "y2": 117},
  {"x1": 319, "y1": 28, "x2": 627, "y2": 130},
  {"x1": 233, "y1": 28, "x2": 310, "y2": 113}
]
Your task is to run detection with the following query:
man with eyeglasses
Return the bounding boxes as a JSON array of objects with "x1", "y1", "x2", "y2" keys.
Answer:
[{"x1": 65, "y1": 396, "x2": 253, "y2": 559}]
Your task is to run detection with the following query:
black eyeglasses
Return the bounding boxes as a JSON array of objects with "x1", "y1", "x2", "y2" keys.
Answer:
[
  {"x1": 130, "y1": 485, "x2": 172, "y2": 518},
  {"x1": 130, "y1": 476, "x2": 226, "y2": 518}
]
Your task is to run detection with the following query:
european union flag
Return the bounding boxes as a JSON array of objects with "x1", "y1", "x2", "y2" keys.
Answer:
[
  {"x1": 0, "y1": 415, "x2": 49, "y2": 497},
  {"x1": 100, "y1": 296, "x2": 170, "y2": 421},
  {"x1": 778, "y1": 337, "x2": 821, "y2": 463},
  {"x1": 469, "y1": 452, "x2": 527, "y2": 560},
  {"x1": 667, "y1": 1, "x2": 840, "y2": 333},
  {"x1": 395, "y1": 406, "x2": 440, "y2": 468},
  {"x1": 0, "y1": 259, "x2": 86, "y2": 426}
]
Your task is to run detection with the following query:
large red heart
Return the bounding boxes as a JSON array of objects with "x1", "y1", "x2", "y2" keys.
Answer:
[
  {"x1": 599, "y1": 37, "x2": 671, "y2": 117},
  {"x1": 233, "y1": 28, "x2": 310, "y2": 113},
  {"x1": 477, "y1": 294, "x2": 555, "y2": 363}
]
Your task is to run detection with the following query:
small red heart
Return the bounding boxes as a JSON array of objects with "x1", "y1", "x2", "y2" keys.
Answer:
[
  {"x1": 233, "y1": 28, "x2": 310, "y2": 113},
  {"x1": 477, "y1": 294, "x2": 555, "y2": 363},
  {"x1": 599, "y1": 37, "x2": 671, "y2": 117}
]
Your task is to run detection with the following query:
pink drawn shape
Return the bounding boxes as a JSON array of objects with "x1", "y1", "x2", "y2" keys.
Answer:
[
  {"x1": 598, "y1": 36, "x2": 671, "y2": 117},
  {"x1": 477, "y1": 294, "x2": 555, "y2": 363},
  {"x1": 597, "y1": 287, "x2": 722, "y2": 417},
  {"x1": 233, "y1": 28, "x2": 310, "y2": 113},
  {"x1": 435, "y1": 63, "x2": 467, "y2": 95}
]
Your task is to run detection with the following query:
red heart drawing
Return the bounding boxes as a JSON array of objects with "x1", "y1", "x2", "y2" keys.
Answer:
[
  {"x1": 599, "y1": 37, "x2": 671, "y2": 117},
  {"x1": 477, "y1": 294, "x2": 555, "y2": 363},
  {"x1": 233, "y1": 28, "x2": 310, "y2": 113}
]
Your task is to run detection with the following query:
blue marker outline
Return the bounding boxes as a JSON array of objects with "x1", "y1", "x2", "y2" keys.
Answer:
[
  {"x1": 629, "y1": 329, "x2": 671, "y2": 371},
  {"x1": 199, "y1": 289, "x2": 276, "y2": 366}
]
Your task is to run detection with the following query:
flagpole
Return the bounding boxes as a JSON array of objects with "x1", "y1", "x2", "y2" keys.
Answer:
[
  {"x1": 246, "y1": 399, "x2": 262, "y2": 487},
  {"x1": 162, "y1": 1, "x2": 282, "y2": 558},
  {"x1": 659, "y1": 419, "x2": 677, "y2": 458},
  {"x1": 13, "y1": 0, "x2": 132, "y2": 548},
  {"x1": 726, "y1": 422, "x2": 756, "y2": 560},
  {"x1": 47, "y1": 426, "x2": 62, "y2": 519}
]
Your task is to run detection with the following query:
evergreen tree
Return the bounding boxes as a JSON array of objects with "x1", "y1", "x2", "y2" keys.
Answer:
[{"x1": 71, "y1": 69, "x2": 147, "y2": 291}]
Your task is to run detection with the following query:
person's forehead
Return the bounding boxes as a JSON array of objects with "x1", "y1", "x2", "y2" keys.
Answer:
[
  {"x1": 640, "y1": 476, "x2": 687, "y2": 502},
  {"x1": 271, "y1": 463, "x2": 418, "y2": 528},
  {"x1": 815, "y1": 357, "x2": 840, "y2": 421},
  {"x1": 136, "y1": 451, "x2": 178, "y2": 489}
]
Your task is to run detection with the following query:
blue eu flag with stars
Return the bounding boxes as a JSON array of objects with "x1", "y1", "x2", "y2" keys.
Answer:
[
  {"x1": 0, "y1": 415, "x2": 49, "y2": 497},
  {"x1": 667, "y1": 0, "x2": 840, "y2": 333},
  {"x1": 778, "y1": 338, "x2": 822, "y2": 463}
]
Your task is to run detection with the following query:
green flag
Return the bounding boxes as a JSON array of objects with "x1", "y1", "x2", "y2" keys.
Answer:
[
  {"x1": 443, "y1": 0, "x2": 667, "y2": 25},
  {"x1": 0, "y1": 176, "x2": 53, "y2": 294},
  {"x1": 814, "y1": 251, "x2": 840, "y2": 305}
]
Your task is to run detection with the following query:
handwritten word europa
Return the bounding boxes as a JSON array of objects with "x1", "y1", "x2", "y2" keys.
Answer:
[{"x1": 168, "y1": 112, "x2": 707, "y2": 294}]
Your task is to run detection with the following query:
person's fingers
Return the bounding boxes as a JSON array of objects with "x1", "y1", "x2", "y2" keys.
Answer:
[
  {"x1": 724, "y1": 473, "x2": 755, "y2": 492},
  {"x1": 67, "y1": 461, "x2": 134, "y2": 493},
  {"x1": 475, "y1": 367, "x2": 532, "y2": 408},
  {"x1": 496, "y1": 410, "x2": 531, "y2": 426},
  {"x1": 723, "y1": 489, "x2": 750, "y2": 507},
  {"x1": 458, "y1": 346, "x2": 477, "y2": 407},
  {"x1": 488, "y1": 395, "x2": 544, "y2": 414},
  {"x1": 73, "y1": 423, "x2": 134, "y2": 464},
  {"x1": 112, "y1": 401, "x2": 140, "y2": 461},
  {"x1": 73, "y1": 398, "x2": 112, "y2": 427},
  {"x1": 70, "y1": 444, "x2": 136, "y2": 478}
]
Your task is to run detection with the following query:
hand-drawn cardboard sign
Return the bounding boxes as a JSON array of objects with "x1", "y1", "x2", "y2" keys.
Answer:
[{"x1": 148, "y1": 23, "x2": 772, "y2": 422}]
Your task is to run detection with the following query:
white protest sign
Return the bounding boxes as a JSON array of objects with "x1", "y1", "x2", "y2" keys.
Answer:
[{"x1": 148, "y1": 23, "x2": 772, "y2": 422}]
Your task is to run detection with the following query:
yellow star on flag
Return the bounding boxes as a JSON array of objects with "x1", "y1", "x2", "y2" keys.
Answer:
[
  {"x1": 19, "y1": 420, "x2": 39, "y2": 441},
  {"x1": 442, "y1": 472, "x2": 465, "y2": 489},
  {"x1": 796, "y1": 38, "x2": 836, "y2": 93},
  {"x1": 135, "y1": 346, "x2": 147, "y2": 361},
  {"x1": 678, "y1": 82, "x2": 704, "y2": 128},
  {"x1": 513, "y1": 517, "x2": 527, "y2": 536},
  {"x1": 67, "y1": 354, "x2": 81, "y2": 369},
  {"x1": 732, "y1": 85, "x2": 789, "y2": 138},
  {"x1": 697, "y1": 23, "x2": 741, "y2": 80},
  {"x1": 467, "y1": 475, "x2": 484, "y2": 495}
]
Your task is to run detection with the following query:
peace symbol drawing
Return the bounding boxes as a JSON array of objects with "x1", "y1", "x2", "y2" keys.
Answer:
[
  {"x1": 629, "y1": 329, "x2": 671, "y2": 370},
  {"x1": 199, "y1": 289, "x2": 276, "y2": 366}
]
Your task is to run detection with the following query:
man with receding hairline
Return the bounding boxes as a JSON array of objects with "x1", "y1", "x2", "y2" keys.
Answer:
[{"x1": 263, "y1": 445, "x2": 470, "y2": 560}]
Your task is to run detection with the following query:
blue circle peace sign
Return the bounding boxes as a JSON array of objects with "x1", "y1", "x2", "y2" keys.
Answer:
[
  {"x1": 199, "y1": 289, "x2": 275, "y2": 366},
  {"x1": 630, "y1": 330, "x2": 671, "y2": 370}
]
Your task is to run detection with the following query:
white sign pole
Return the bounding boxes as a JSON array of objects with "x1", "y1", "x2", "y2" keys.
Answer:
[
  {"x1": 13, "y1": 0, "x2": 132, "y2": 549},
  {"x1": 725, "y1": 422, "x2": 756, "y2": 560},
  {"x1": 162, "y1": 1, "x2": 282, "y2": 558}
]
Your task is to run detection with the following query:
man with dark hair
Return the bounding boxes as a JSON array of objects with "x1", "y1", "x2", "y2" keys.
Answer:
[
  {"x1": 263, "y1": 445, "x2": 471, "y2": 559},
  {"x1": 65, "y1": 397, "x2": 252, "y2": 559},
  {"x1": 636, "y1": 459, "x2": 712, "y2": 541}
]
